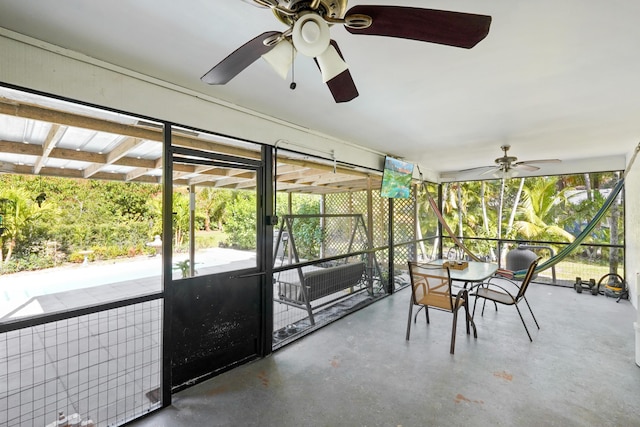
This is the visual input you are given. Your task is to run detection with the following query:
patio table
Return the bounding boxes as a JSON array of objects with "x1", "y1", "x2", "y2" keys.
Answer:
[{"x1": 427, "y1": 259, "x2": 498, "y2": 288}]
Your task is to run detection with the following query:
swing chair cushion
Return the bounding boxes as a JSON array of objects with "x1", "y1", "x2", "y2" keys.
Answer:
[{"x1": 278, "y1": 262, "x2": 366, "y2": 303}]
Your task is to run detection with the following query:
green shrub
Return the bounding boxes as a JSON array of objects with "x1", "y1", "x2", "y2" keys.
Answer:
[
  {"x1": 1, "y1": 254, "x2": 54, "y2": 273},
  {"x1": 223, "y1": 193, "x2": 256, "y2": 249}
]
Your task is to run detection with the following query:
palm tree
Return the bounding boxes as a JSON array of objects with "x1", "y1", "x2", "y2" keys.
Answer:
[
  {"x1": 512, "y1": 177, "x2": 574, "y2": 243},
  {"x1": 197, "y1": 187, "x2": 231, "y2": 231}
]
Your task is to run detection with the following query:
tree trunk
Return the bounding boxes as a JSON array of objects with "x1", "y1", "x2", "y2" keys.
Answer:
[
  {"x1": 608, "y1": 175, "x2": 621, "y2": 275},
  {"x1": 457, "y1": 184, "x2": 463, "y2": 239},
  {"x1": 480, "y1": 182, "x2": 497, "y2": 261},
  {"x1": 497, "y1": 179, "x2": 505, "y2": 240},
  {"x1": 497, "y1": 179, "x2": 506, "y2": 263},
  {"x1": 584, "y1": 173, "x2": 593, "y2": 201},
  {"x1": 506, "y1": 178, "x2": 525, "y2": 236},
  {"x1": 481, "y1": 182, "x2": 489, "y2": 233},
  {"x1": 5, "y1": 239, "x2": 14, "y2": 263}
]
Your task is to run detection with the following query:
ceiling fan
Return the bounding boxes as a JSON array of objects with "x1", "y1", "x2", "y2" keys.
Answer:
[
  {"x1": 446, "y1": 145, "x2": 562, "y2": 179},
  {"x1": 201, "y1": 0, "x2": 492, "y2": 102}
]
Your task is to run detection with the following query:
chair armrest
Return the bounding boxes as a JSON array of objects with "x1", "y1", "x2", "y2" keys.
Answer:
[
  {"x1": 486, "y1": 275, "x2": 522, "y2": 291},
  {"x1": 454, "y1": 288, "x2": 467, "y2": 305},
  {"x1": 494, "y1": 268, "x2": 514, "y2": 279},
  {"x1": 468, "y1": 282, "x2": 518, "y2": 301}
]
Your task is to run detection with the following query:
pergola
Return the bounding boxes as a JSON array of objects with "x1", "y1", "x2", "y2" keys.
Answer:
[{"x1": 0, "y1": 88, "x2": 382, "y2": 194}]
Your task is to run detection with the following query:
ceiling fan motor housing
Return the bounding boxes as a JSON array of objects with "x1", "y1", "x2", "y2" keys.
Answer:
[
  {"x1": 496, "y1": 155, "x2": 518, "y2": 167},
  {"x1": 273, "y1": 0, "x2": 348, "y2": 25},
  {"x1": 495, "y1": 145, "x2": 517, "y2": 170},
  {"x1": 292, "y1": 13, "x2": 330, "y2": 56}
]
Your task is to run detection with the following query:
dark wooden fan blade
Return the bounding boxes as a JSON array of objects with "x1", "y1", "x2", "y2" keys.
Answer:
[
  {"x1": 345, "y1": 6, "x2": 491, "y2": 49},
  {"x1": 316, "y1": 40, "x2": 359, "y2": 103},
  {"x1": 327, "y1": 70, "x2": 359, "y2": 103},
  {"x1": 201, "y1": 31, "x2": 281, "y2": 84}
]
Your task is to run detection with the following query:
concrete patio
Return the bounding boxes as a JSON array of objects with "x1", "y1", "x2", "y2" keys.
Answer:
[{"x1": 128, "y1": 281, "x2": 640, "y2": 427}]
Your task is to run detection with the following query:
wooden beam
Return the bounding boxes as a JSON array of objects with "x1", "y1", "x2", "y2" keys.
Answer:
[
  {"x1": 0, "y1": 161, "x2": 17, "y2": 173},
  {"x1": 0, "y1": 140, "x2": 41, "y2": 156},
  {"x1": 34, "y1": 124, "x2": 67, "y2": 174},
  {"x1": 277, "y1": 168, "x2": 325, "y2": 182},
  {"x1": 0, "y1": 99, "x2": 381, "y2": 194},
  {"x1": 81, "y1": 136, "x2": 144, "y2": 178},
  {"x1": 0, "y1": 99, "x2": 162, "y2": 141},
  {"x1": 83, "y1": 162, "x2": 105, "y2": 178},
  {"x1": 0, "y1": 99, "x2": 259, "y2": 160},
  {"x1": 126, "y1": 168, "x2": 156, "y2": 181},
  {"x1": 106, "y1": 137, "x2": 143, "y2": 164},
  {"x1": 188, "y1": 170, "x2": 255, "y2": 185},
  {"x1": 211, "y1": 174, "x2": 256, "y2": 188}
]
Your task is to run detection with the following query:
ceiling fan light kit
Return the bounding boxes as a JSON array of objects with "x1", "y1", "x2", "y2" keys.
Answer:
[
  {"x1": 493, "y1": 168, "x2": 519, "y2": 179},
  {"x1": 261, "y1": 39, "x2": 296, "y2": 79},
  {"x1": 316, "y1": 44, "x2": 349, "y2": 82},
  {"x1": 202, "y1": 1, "x2": 492, "y2": 102}
]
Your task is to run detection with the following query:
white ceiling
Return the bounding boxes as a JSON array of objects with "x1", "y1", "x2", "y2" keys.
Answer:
[{"x1": 1, "y1": 0, "x2": 639, "y2": 179}]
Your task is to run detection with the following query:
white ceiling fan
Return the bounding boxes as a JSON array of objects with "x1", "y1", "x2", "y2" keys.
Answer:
[{"x1": 444, "y1": 145, "x2": 561, "y2": 179}]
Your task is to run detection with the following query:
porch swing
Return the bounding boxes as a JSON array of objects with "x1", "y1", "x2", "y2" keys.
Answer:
[{"x1": 272, "y1": 213, "x2": 383, "y2": 325}]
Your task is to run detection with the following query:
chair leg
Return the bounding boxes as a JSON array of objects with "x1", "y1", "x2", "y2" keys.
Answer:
[
  {"x1": 472, "y1": 294, "x2": 479, "y2": 318},
  {"x1": 413, "y1": 305, "x2": 423, "y2": 323},
  {"x1": 464, "y1": 298, "x2": 477, "y2": 339},
  {"x1": 462, "y1": 292, "x2": 470, "y2": 335},
  {"x1": 481, "y1": 298, "x2": 498, "y2": 315},
  {"x1": 515, "y1": 304, "x2": 533, "y2": 342},
  {"x1": 522, "y1": 296, "x2": 540, "y2": 329},
  {"x1": 464, "y1": 304, "x2": 471, "y2": 335},
  {"x1": 450, "y1": 309, "x2": 458, "y2": 354},
  {"x1": 406, "y1": 298, "x2": 414, "y2": 341}
]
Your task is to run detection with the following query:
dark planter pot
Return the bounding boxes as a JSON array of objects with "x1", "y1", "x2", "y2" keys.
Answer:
[{"x1": 506, "y1": 246, "x2": 538, "y2": 278}]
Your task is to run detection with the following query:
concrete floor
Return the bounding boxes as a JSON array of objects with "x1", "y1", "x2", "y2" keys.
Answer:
[{"x1": 128, "y1": 281, "x2": 640, "y2": 427}]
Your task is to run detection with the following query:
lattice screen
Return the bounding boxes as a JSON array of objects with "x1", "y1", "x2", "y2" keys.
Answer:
[
  {"x1": 324, "y1": 192, "x2": 368, "y2": 257},
  {"x1": 0, "y1": 299, "x2": 162, "y2": 427},
  {"x1": 272, "y1": 191, "x2": 387, "y2": 348},
  {"x1": 392, "y1": 184, "x2": 417, "y2": 266}
]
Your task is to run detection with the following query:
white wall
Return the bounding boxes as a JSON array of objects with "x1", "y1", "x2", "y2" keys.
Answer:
[{"x1": 625, "y1": 145, "x2": 640, "y2": 310}]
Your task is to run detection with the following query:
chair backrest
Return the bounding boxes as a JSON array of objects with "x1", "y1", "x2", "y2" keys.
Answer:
[
  {"x1": 407, "y1": 261, "x2": 454, "y2": 310},
  {"x1": 515, "y1": 256, "x2": 542, "y2": 300}
]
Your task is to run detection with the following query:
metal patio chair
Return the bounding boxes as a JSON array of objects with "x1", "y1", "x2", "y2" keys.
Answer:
[
  {"x1": 406, "y1": 261, "x2": 477, "y2": 354},
  {"x1": 470, "y1": 257, "x2": 541, "y2": 342}
]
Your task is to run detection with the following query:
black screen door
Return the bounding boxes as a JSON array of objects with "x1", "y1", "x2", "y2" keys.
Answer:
[{"x1": 168, "y1": 143, "x2": 271, "y2": 390}]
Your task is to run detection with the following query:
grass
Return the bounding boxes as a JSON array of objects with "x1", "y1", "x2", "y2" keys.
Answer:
[
  {"x1": 536, "y1": 259, "x2": 624, "y2": 284},
  {"x1": 195, "y1": 229, "x2": 228, "y2": 249}
]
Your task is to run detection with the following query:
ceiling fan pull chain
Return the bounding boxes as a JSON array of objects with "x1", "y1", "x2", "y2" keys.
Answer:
[{"x1": 290, "y1": 42, "x2": 297, "y2": 90}]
